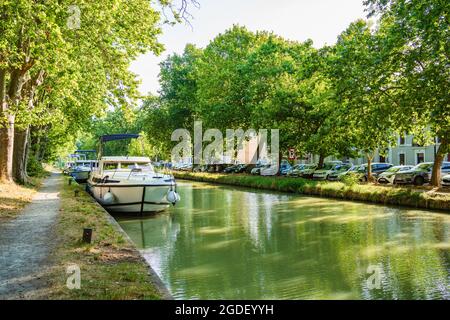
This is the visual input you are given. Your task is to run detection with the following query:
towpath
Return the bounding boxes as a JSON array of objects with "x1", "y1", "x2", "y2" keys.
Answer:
[{"x1": 0, "y1": 172, "x2": 61, "y2": 299}]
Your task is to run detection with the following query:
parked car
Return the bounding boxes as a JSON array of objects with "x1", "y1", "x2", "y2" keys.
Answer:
[
  {"x1": 312, "y1": 161, "x2": 345, "y2": 180},
  {"x1": 286, "y1": 163, "x2": 306, "y2": 176},
  {"x1": 247, "y1": 160, "x2": 267, "y2": 175},
  {"x1": 377, "y1": 165, "x2": 414, "y2": 184},
  {"x1": 394, "y1": 162, "x2": 450, "y2": 185},
  {"x1": 233, "y1": 164, "x2": 249, "y2": 173},
  {"x1": 357, "y1": 163, "x2": 393, "y2": 182},
  {"x1": 294, "y1": 164, "x2": 317, "y2": 178},
  {"x1": 261, "y1": 164, "x2": 278, "y2": 176},
  {"x1": 328, "y1": 165, "x2": 353, "y2": 181},
  {"x1": 224, "y1": 164, "x2": 239, "y2": 173},
  {"x1": 326, "y1": 163, "x2": 355, "y2": 181},
  {"x1": 193, "y1": 165, "x2": 208, "y2": 173},
  {"x1": 174, "y1": 163, "x2": 192, "y2": 171},
  {"x1": 280, "y1": 160, "x2": 292, "y2": 175},
  {"x1": 442, "y1": 173, "x2": 450, "y2": 187}
]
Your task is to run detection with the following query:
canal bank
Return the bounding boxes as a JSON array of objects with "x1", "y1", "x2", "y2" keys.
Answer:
[
  {"x1": 117, "y1": 180, "x2": 450, "y2": 300},
  {"x1": 45, "y1": 176, "x2": 170, "y2": 299},
  {"x1": 173, "y1": 172, "x2": 450, "y2": 212}
]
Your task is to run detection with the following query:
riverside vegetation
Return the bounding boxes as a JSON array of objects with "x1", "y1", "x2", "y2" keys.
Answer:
[{"x1": 173, "y1": 171, "x2": 450, "y2": 211}]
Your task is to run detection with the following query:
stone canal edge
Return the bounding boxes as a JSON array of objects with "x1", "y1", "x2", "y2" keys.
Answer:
[{"x1": 96, "y1": 199, "x2": 173, "y2": 300}]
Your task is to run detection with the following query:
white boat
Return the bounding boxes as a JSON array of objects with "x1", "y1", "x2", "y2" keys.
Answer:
[
  {"x1": 87, "y1": 156, "x2": 180, "y2": 214},
  {"x1": 70, "y1": 160, "x2": 98, "y2": 182}
]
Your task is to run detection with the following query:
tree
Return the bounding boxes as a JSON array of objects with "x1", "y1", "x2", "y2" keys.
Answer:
[
  {"x1": 1, "y1": 0, "x2": 165, "y2": 182},
  {"x1": 364, "y1": 0, "x2": 450, "y2": 186},
  {"x1": 159, "y1": 44, "x2": 202, "y2": 132},
  {"x1": 243, "y1": 35, "x2": 346, "y2": 167},
  {"x1": 330, "y1": 20, "x2": 398, "y2": 181},
  {"x1": 195, "y1": 25, "x2": 270, "y2": 131}
]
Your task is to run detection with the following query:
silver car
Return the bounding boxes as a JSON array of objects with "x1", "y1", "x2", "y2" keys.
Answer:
[
  {"x1": 377, "y1": 165, "x2": 414, "y2": 184},
  {"x1": 442, "y1": 173, "x2": 450, "y2": 187}
]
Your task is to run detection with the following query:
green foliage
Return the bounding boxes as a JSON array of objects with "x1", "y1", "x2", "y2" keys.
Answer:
[
  {"x1": 26, "y1": 154, "x2": 46, "y2": 178},
  {"x1": 195, "y1": 25, "x2": 270, "y2": 130},
  {"x1": 0, "y1": 0, "x2": 192, "y2": 178},
  {"x1": 340, "y1": 172, "x2": 360, "y2": 187}
]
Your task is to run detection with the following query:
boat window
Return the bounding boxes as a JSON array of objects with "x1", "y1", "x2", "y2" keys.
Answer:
[
  {"x1": 121, "y1": 162, "x2": 154, "y2": 170},
  {"x1": 104, "y1": 163, "x2": 119, "y2": 170}
]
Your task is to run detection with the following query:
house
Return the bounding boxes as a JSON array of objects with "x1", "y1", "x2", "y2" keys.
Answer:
[{"x1": 386, "y1": 135, "x2": 449, "y2": 166}]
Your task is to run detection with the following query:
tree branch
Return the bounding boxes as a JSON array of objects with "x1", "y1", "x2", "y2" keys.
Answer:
[{"x1": 160, "y1": 0, "x2": 200, "y2": 28}]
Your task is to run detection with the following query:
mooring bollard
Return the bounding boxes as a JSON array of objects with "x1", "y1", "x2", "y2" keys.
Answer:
[
  {"x1": 82, "y1": 228, "x2": 93, "y2": 244},
  {"x1": 74, "y1": 189, "x2": 80, "y2": 197}
]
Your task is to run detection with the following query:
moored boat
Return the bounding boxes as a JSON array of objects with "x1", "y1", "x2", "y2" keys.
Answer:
[
  {"x1": 69, "y1": 160, "x2": 98, "y2": 182},
  {"x1": 86, "y1": 134, "x2": 180, "y2": 214},
  {"x1": 87, "y1": 156, "x2": 180, "y2": 213}
]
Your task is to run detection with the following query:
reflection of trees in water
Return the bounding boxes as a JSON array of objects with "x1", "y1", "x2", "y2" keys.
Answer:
[{"x1": 121, "y1": 182, "x2": 450, "y2": 299}]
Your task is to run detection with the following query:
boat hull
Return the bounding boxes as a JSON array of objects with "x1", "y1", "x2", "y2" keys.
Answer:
[{"x1": 87, "y1": 183, "x2": 173, "y2": 213}]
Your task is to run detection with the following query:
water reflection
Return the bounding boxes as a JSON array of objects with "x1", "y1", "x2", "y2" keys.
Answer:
[{"x1": 118, "y1": 181, "x2": 450, "y2": 300}]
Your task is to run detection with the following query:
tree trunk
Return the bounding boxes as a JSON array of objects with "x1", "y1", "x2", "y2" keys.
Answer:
[
  {"x1": 430, "y1": 137, "x2": 448, "y2": 187},
  {"x1": 367, "y1": 154, "x2": 373, "y2": 182},
  {"x1": 0, "y1": 114, "x2": 15, "y2": 182},
  {"x1": 13, "y1": 126, "x2": 30, "y2": 184},
  {"x1": 318, "y1": 154, "x2": 325, "y2": 169}
]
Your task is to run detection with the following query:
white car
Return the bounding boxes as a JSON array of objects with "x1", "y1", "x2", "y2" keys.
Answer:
[
  {"x1": 261, "y1": 163, "x2": 278, "y2": 176},
  {"x1": 442, "y1": 173, "x2": 450, "y2": 187},
  {"x1": 377, "y1": 165, "x2": 414, "y2": 184}
]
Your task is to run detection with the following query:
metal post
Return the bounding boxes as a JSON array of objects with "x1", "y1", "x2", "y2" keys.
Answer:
[{"x1": 82, "y1": 228, "x2": 93, "y2": 244}]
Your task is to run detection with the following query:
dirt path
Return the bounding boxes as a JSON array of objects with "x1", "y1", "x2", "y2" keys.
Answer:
[{"x1": 0, "y1": 172, "x2": 62, "y2": 299}]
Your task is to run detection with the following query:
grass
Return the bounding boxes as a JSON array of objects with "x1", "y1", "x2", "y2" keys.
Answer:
[
  {"x1": 173, "y1": 171, "x2": 450, "y2": 211},
  {"x1": 45, "y1": 177, "x2": 164, "y2": 300},
  {"x1": 0, "y1": 175, "x2": 48, "y2": 219}
]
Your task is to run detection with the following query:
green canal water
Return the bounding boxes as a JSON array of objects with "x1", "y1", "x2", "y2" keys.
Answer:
[{"x1": 117, "y1": 181, "x2": 450, "y2": 300}]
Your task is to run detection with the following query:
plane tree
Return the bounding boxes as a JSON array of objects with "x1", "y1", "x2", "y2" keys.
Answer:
[
  {"x1": 364, "y1": 0, "x2": 450, "y2": 186},
  {"x1": 195, "y1": 25, "x2": 270, "y2": 132},
  {"x1": 0, "y1": 0, "x2": 165, "y2": 182},
  {"x1": 330, "y1": 20, "x2": 399, "y2": 181},
  {"x1": 241, "y1": 36, "x2": 318, "y2": 162}
]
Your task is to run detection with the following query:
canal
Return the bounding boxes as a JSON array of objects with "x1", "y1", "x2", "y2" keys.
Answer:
[{"x1": 117, "y1": 180, "x2": 450, "y2": 300}]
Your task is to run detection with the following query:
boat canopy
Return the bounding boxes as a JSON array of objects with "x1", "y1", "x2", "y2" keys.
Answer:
[{"x1": 100, "y1": 134, "x2": 140, "y2": 142}]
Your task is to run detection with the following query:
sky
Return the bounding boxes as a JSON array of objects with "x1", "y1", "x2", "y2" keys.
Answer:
[{"x1": 130, "y1": 0, "x2": 367, "y2": 95}]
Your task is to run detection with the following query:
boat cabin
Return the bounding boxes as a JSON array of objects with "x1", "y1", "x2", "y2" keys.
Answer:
[
  {"x1": 98, "y1": 156, "x2": 155, "y2": 175},
  {"x1": 74, "y1": 159, "x2": 98, "y2": 169}
]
